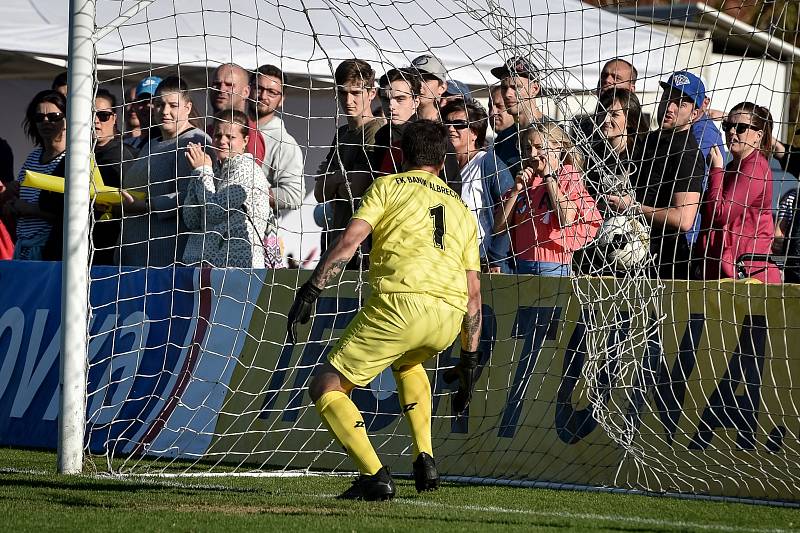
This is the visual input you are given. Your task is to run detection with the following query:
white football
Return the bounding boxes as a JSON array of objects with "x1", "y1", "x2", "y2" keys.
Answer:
[{"x1": 594, "y1": 215, "x2": 651, "y2": 271}]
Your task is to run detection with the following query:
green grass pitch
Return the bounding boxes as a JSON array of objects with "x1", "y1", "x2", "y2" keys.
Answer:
[{"x1": 1, "y1": 447, "x2": 797, "y2": 532}]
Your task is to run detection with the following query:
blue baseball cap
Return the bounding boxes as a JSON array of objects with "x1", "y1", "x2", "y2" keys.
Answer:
[
  {"x1": 660, "y1": 71, "x2": 705, "y2": 109},
  {"x1": 443, "y1": 79, "x2": 474, "y2": 103},
  {"x1": 135, "y1": 76, "x2": 162, "y2": 98}
]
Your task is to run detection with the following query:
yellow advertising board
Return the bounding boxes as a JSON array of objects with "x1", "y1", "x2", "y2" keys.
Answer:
[{"x1": 210, "y1": 271, "x2": 800, "y2": 501}]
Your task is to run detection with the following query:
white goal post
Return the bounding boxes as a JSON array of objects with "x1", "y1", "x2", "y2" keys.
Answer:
[{"x1": 59, "y1": 0, "x2": 95, "y2": 475}]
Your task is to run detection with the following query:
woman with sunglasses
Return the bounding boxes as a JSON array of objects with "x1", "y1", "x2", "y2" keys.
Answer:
[
  {"x1": 33, "y1": 89, "x2": 139, "y2": 263},
  {"x1": 6, "y1": 90, "x2": 67, "y2": 260},
  {"x1": 91, "y1": 88, "x2": 137, "y2": 265},
  {"x1": 117, "y1": 76, "x2": 210, "y2": 266},
  {"x1": 441, "y1": 100, "x2": 514, "y2": 273},
  {"x1": 693, "y1": 102, "x2": 781, "y2": 283}
]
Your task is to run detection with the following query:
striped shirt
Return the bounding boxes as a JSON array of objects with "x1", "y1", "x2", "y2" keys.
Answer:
[
  {"x1": 16, "y1": 148, "x2": 66, "y2": 240},
  {"x1": 777, "y1": 189, "x2": 797, "y2": 222}
]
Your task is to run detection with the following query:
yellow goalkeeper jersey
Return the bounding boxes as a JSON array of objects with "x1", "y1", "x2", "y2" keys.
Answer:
[{"x1": 353, "y1": 169, "x2": 481, "y2": 312}]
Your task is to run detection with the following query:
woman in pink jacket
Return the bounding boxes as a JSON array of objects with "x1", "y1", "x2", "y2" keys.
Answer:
[{"x1": 694, "y1": 102, "x2": 781, "y2": 283}]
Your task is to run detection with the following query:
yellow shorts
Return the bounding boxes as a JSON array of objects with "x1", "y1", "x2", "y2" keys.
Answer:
[{"x1": 328, "y1": 292, "x2": 463, "y2": 387}]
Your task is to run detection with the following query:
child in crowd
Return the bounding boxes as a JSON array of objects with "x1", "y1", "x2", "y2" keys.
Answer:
[
  {"x1": 494, "y1": 122, "x2": 601, "y2": 276},
  {"x1": 183, "y1": 109, "x2": 280, "y2": 268}
]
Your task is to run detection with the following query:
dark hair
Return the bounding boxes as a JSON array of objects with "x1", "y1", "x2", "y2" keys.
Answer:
[
  {"x1": 95, "y1": 88, "x2": 117, "y2": 108},
  {"x1": 52, "y1": 71, "x2": 69, "y2": 90},
  {"x1": 602, "y1": 58, "x2": 638, "y2": 84},
  {"x1": 23, "y1": 89, "x2": 67, "y2": 146},
  {"x1": 254, "y1": 64, "x2": 284, "y2": 85},
  {"x1": 379, "y1": 68, "x2": 422, "y2": 96},
  {"x1": 401, "y1": 119, "x2": 449, "y2": 168},
  {"x1": 727, "y1": 101, "x2": 774, "y2": 155},
  {"x1": 596, "y1": 88, "x2": 649, "y2": 152},
  {"x1": 213, "y1": 108, "x2": 250, "y2": 138},
  {"x1": 440, "y1": 100, "x2": 488, "y2": 149},
  {"x1": 155, "y1": 75, "x2": 191, "y2": 97},
  {"x1": 335, "y1": 59, "x2": 375, "y2": 87}
]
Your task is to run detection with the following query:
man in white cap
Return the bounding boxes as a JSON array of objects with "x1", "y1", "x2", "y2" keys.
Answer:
[{"x1": 410, "y1": 54, "x2": 448, "y2": 121}]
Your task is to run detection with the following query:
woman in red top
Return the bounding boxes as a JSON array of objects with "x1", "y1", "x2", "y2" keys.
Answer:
[
  {"x1": 494, "y1": 122, "x2": 601, "y2": 276},
  {"x1": 694, "y1": 102, "x2": 781, "y2": 283}
]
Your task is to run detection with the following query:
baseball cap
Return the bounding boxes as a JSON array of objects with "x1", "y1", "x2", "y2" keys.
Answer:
[
  {"x1": 135, "y1": 76, "x2": 162, "y2": 98},
  {"x1": 442, "y1": 79, "x2": 474, "y2": 103},
  {"x1": 659, "y1": 71, "x2": 705, "y2": 109},
  {"x1": 410, "y1": 54, "x2": 447, "y2": 83},
  {"x1": 491, "y1": 56, "x2": 540, "y2": 81}
]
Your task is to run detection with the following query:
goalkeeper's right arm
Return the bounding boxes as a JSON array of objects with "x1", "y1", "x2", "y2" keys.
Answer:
[
  {"x1": 444, "y1": 270, "x2": 482, "y2": 414},
  {"x1": 461, "y1": 270, "x2": 482, "y2": 353}
]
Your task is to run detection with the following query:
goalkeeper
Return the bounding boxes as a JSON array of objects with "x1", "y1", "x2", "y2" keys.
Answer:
[{"x1": 287, "y1": 119, "x2": 482, "y2": 501}]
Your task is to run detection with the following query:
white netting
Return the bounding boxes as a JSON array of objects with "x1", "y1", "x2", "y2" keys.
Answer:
[{"x1": 62, "y1": 0, "x2": 800, "y2": 503}]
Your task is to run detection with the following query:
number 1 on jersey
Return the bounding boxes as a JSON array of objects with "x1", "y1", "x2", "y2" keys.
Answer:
[{"x1": 429, "y1": 204, "x2": 446, "y2": 250}]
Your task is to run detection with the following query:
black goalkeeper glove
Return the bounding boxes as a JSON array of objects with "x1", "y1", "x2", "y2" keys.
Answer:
[
  {"x1": 287, "y1": 281, "x2": 322, "y2": 344},
  {"x1": 443, "y1": 348, "x2": 480, "y2": 415}
]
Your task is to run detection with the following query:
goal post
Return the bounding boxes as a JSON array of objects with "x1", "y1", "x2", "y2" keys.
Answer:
[
  {"x1": 58, "y1": 0, "x2": 95, "y2": 475},
  {"x1": 45, "y1": 0, "x2": 800, "y2": 504}
]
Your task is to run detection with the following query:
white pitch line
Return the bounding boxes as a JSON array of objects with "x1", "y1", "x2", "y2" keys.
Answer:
[
  {"x1": 0, "y1": 468, "x2": 51, "y2": 476},
  {"x1": 2, "y1": 467, "x2": 793, "y2": 532},
  {"x1": 394, "y1": 499, "x2": 793, "y2": 533}
]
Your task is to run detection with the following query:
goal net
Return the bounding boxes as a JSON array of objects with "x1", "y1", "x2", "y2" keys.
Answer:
[{"x1": 55, "y1": 0, "x2": 800, "y2": 503}]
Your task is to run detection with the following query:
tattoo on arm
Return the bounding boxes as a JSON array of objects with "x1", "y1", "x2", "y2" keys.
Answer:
[
  {"x1": 312, "y1": 257, "x2": 349, "y2": 289},
  {"x1": 461, "y1": 310, "x2": 481, "y2": 352}
]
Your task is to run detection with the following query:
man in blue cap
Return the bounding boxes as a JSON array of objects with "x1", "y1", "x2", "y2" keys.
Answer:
[
  {"x1": 605, "y1": 70, "x2": 705, "y2": 279},
  {"x1": 440, "y1": 79, "x2": 474, "y2": 106},
  {"x1": 409, "y1": 54, "x2": 449, "y2": 121},
  {"x1": 127, "y1": 75, "x2": 162, "y2": 152}
]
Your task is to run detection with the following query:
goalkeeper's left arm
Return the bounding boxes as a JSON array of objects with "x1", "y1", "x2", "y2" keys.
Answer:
[{"x1": 286, "y1": 218, "x2": 372, "y2": 343}]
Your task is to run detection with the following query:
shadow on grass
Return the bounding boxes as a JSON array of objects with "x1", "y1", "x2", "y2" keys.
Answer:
[{"x1": 0, "y1": 476, "x2": 260, "y2": 494}]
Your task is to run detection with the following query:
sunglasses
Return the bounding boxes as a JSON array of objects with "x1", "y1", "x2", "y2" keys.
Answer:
[
  {"x1": 445, "y1": 120, "x2": 470, "y2": 130},
  {"x1": 33, "y1": 112, "x2": 65, "y2": 123},
  {"x1": 722, "y1": 122, "x2": 761, "y2": 135},
  {"x1": 95, "y1": 111, "x2": 115, "y2": 122}
]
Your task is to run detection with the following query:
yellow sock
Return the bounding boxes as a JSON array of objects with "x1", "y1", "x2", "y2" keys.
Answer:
[
  {"x1": 394, "y1": 364, "x2": 433, "y2": 458},
  {"x1": 315, "y1": 390, "x2": 383, "y2": 475}
]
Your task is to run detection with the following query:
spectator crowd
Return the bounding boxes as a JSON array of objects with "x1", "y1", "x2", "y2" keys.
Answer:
[{"x1": 0, "y1": 53, "x2": 796, "y2": 283}]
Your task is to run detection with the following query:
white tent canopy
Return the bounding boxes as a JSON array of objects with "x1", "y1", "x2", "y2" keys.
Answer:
[{"x1": 1, "y1": 0, "x2": 678, "y2": 92}]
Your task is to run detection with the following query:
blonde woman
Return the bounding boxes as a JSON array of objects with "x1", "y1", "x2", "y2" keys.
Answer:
[{"x1": 494, "y1": 122, "x2": 601, "y2": 276}]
